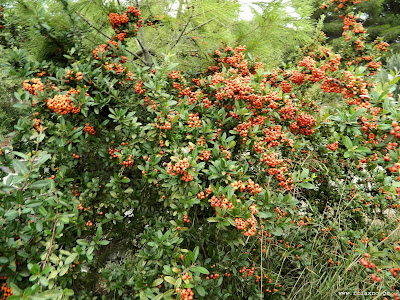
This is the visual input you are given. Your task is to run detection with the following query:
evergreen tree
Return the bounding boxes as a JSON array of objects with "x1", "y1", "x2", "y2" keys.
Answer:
[{"x1": 312, "y1": 0, "x2": 400, "y2": 52}]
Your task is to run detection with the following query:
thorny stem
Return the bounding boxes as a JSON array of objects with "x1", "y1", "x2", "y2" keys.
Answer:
[
  {"x1": 42, "y1": 191, "x2": 60, "y2": 271},
  {"x1": 20, "y1": 129, "x2": 43, "y2": 192}
]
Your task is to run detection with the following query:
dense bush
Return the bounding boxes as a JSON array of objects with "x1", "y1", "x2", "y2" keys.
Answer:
[{"x1": 0, "y1": 1, "x2": 400, "y2": 299}]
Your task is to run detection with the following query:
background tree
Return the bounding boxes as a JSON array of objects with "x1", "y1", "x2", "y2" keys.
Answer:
[{"x1": 312, "y1": 0, "x2": 400, "y2": 52}]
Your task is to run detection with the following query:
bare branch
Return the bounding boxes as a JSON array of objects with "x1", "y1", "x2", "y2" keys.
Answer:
[
  {"x1": 186, "y1": 18, "x2": 214, "y2": 34},
  {"x1": 169, "y1": 9, "x2": 194, "y2": 51},
  {"x1": 148, "y1": 26, "x2": 161, "y2": 52}
]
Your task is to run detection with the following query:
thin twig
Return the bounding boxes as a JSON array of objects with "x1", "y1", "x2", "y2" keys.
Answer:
[
  {"x1": 169, "y1": 9, "x2": 194, "y2": 51},
  {"x1": 20, "y1": 130, "x2": 43, "y2": 192},
  {"x1": 148, "y1": 26, "x2": 160, "y2": 52},
  {"x1": 42, "y1": 214, "x2": 58, "y2": 270},
  {"x1": 185, "y1": 18, "x2": 214, "y2": 34}
]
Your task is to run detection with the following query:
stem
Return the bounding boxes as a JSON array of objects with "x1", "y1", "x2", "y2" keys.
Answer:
[
  {"x1": 20, "y1": 129, "x2": 43, "y2": 192},
  {"x1": 260, "y1": 220, "x2": 263, "y2": 299},
  {"x1": 185, "y1": 18, "x2": 214, "y2": 35},
  {"x1": 135, "y1": 1, "x2": 152, "y2": 67},
  {"x1": 42, "y1": 191, "x2": 60, "y2": 271},
  {"x1": 169, "y1": 8, "x2": 194, "y2": 51}
]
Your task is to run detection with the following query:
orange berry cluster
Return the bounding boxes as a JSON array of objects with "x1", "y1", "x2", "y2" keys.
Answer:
[
  {"x1": 183, "y1": 215, "x2": 190, "y2": 223},
  {"x1": 181, "y1": 272, "x2": 191, "y2": 280},
  {"x1": 108, "y1": 147, "x2": 119, "y2": 158},
  {"x1": 375, "y1": 41, "x2": 389, "y2": 52},
  {"x1": 210, "y1": 195, "x2": 233, "y2": 211},
  {"x1": 197, "y1": 149, "x2": 211, "y2": 161},
  {"x1": 83, "y1": 123, "x2": 96, "y2": 135},
  {"x1": 261, "y1": 152, "x2": 284, "y2": 167},
  {"x1": 78, "y1": 204, "x2": 92, "y2": 212},
  {"x1": 320, "y1": 0, "x2": 369, "y2": 11},
  {"x1": 290, "y1": 113, "x2": 317, "y2": 136},
  {"x1": 279, "y1": 102, "x2": 297, "y2": 121},
  {"x1": 230, "y1": 179, "x2": 262, "y2": 195},
  {"x1": 389, "y1": 267, "x2": 400, "y2": 278},
  {"x1": 46, "y1": 94, "x2": 81, "y2": 115},
  {"x1": 108, "y1": 6, "x2": 142, "y2": 34},
  {"x1": 65, "y1": 69, "x2": 83, "y2": 82},
  {"x1": 23, "y1": 78, "x2": 44, "y2": 97},
  {"x1": 187, "y1": 113, "x2": 201, "y2": 128},
  {"x1": 235, "y1": 214, "x2": 257, "y2": 236},
  {"x1": 390, "y1": 121, "x2": 400, "y2": 139},
  {"x1": 104, "y1": 62, "x2": 126, "y2": 75},
  {"x1": 33, "y1": 118, "x2": 41, "y2": 132},
  {"x1": 73, "y1": 153, "x2": 79, "y2": 159},
  {"x1": 175, "y1": 288, "x2": 194, "y2": 300},
  {"x1": 166, "y1": 158, "x2": 194, "y2": 182},
  {"x1": 37, "y1": 71, "x2": 46, "y2": 77},
  {"x1": 327, "y1": 141, "x2": 338, "y2": 151},
  {"x1": 0, "y1": 277, "x2": 12, "y2": 300},
  {"x1": 121, "y1": 155, "x2": 134, "y2": 167},
  {"x1": 108, "y1": 12, "x2": 129, "y2": 29},
  {"x1": 280, "y1": 80, "x2": 292, "y2": 93},
  {"x1": 206, "y1": 273, "x2": 220, "y2": 280},
  {"x1": 92, "y1": 44, "x2": 106, "y2": 60},
  {"x1": 360, "y1": 256, "x2": 378, "y2": 270},
  {"x1": 388, "y1": 163, "x2": 400, "y2": 173},
  {"x1": 135, "y1": 81, "x2": 146, "y2": 94},
  {"x1": 86, "y1": 220, "x2": 93, "y2": 226},
  {"x1": 221, "y1": 148, "x2": 231, "y2": 160},
  {"x1": 289, "y1": 70, "x2": 306, "y2": 85}
]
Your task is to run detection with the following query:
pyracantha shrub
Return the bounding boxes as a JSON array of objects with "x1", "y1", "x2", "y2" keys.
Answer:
[{"x1": 0, "y1": 1, "x2": 400, "y2": 299}]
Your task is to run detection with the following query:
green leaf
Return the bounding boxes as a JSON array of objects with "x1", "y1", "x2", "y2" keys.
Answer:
[
  {"x1": 164, "y1": 276, "x2": 176, "y2": 285},
  {"x1": 298, "y1": 182, "x2": 315, "y2": 189},
  {"x1": 0, "y1": 257, "x2": 8, "y2": 264},
  {"x1": 140, "y1": 290, "x2": 149, "y2": 300},
  {"x1": 342, "y1": 136, "x2": 353, "y2": 149},
  {"x1": 30, "y1": 264, "x2": 40, "y2": 275},
  {"x1": 29, "y1": 180, "x2": 49, "y2": 189},
  {"x1": 65, "y1": 253, "x2": 77, "y2": 265},
  {"x1": 344, "y1": 151, "x2": 352, "y2": 158},
  {"x1": 257, "y1": 211, "x2": 272, "y2": 218},
  {"x1": 273, "y1": 227, "x2": 283, "y2": 236},
  {"x1": 12, "y1": 159, "x2": 28, "y2": 175},
  {"x1": 207, "y1": 217, "x2": 218, "y2": 223},
  {"x1": 6, "y1": 296, "x2": 21, "y2": 300},
  {"x1": 152, "y1": 278, "x2": 163, "y2": 287},
  {"x1": 38, "y1": 206, "x2": 48, "y2": 216},
  {"x1": 191, "y1": 266, "x2": 209, "y2": 274},
  {"x1": 193, "y1": 246, "x2": 199, "y2": 262},
  {"x1": 4, "y1": 210, "x2": 19, "y2": 220},
  {"x1": 35, "y1": 154, "x2": 51, "y2": 166},
  {"x1": 10, "y1": 283, "x2": 22, "y2": 296},
  {"x1": 34, "y1": 288, "x2": 63, "y2": 299},
  {"x1": 300, "y1": 168, "x2": 309, "y2": 180},
  {"x1": 196, "y1": 286, "x2": 206, "y2": 297},
  {"x1": 77, "y1": 239, "x2": 89, "y2": 246},
  {"x1": 175, "y1": 278, "x2": 182, "y2": 288},
  {"x1": 96, "y1": 226, "x2": 103, "y2": 239}
]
